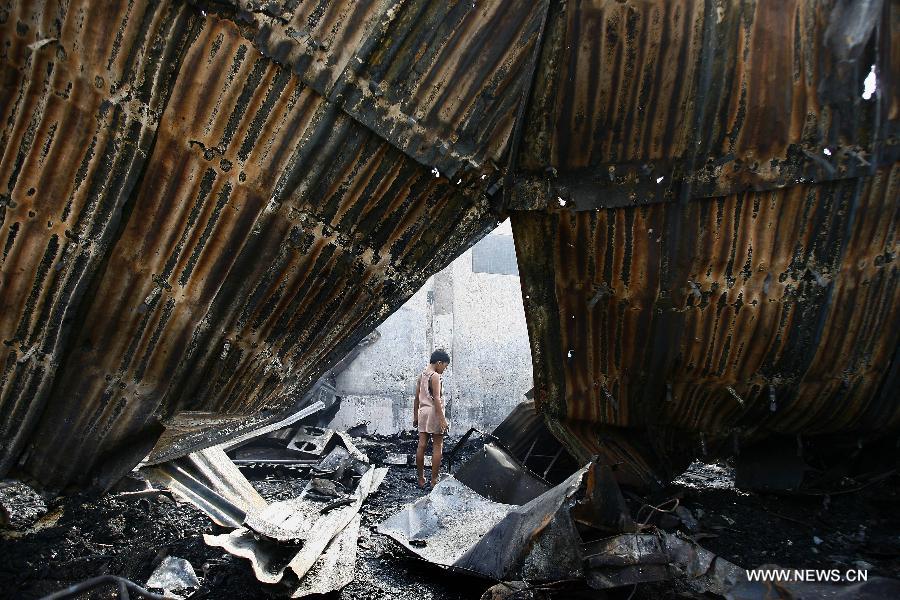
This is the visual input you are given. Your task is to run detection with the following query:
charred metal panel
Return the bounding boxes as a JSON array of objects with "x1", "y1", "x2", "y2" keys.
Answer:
[
  {"x1": 0, "y1": 0, "x2": 201, "y2": 478},
  {"x1": 509, "y1": 0, "x2": 898, "y2": 210},
  {"x1": 236, "y1": 0, "x2": 550, "y2": 176},
  {"x1": 510, "y1": 0, "x2": 900, "y2": 479},
  {"x1": 1, "y1": 0, "x2": 897, "y2": 494},
  {"x1": 0, "y1": 2, "x2": 506, "y2": 491}
]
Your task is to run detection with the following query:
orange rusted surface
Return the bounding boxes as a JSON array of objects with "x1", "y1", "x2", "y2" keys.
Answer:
[
  {"x1": 1, "y1": 0, "x2": 897, "y2": 492},
  {"x1": 510, "y1": 0, "x2": 899, "y2": 482},
  {"x1": 0, "y1": 0, "x2": 548, "y2": 490}
]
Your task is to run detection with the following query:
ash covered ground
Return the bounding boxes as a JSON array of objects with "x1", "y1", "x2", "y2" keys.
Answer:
[{"x1": 1, "y1": 432, "x2": 898, "y2": 599}]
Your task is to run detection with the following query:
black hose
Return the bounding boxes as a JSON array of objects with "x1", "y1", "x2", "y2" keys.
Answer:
[{"x1": 39, "y1": 575, "x2": 175, "y2": 600}]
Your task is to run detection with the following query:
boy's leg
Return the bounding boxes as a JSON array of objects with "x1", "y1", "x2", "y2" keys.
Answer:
[
  {"x1": 431, "y1": 434, "x2": 443, "y2": 486},
  {"x1": 416, "y1": 432, "x2": 428, "y2": 487}
]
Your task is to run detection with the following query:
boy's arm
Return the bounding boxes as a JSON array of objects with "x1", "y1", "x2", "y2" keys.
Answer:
[
  {"x1": 413, "y1": 381, "x2": 419, "y2": 427},
  {"x1": 431, "y1": 373, "x2": 448, "y2": 430}
]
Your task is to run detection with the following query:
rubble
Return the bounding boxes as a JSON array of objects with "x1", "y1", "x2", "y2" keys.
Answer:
[
  {"x1": 584, "y1": 532, "x2": 744, "y2": 593},
  {"x1": 375, "y1": 411, "x2": 900, "y2": 598},
  {"x1": 379, "y1": 456, "x2": 648, "y2": 584},
  {"x1": 225, "y1": 425, "x2": 370, "y2": 467},
  {"x1": 40, "y1": 575, "x2": 172, "y2": 600},
  {"x1": 143, "y1": 445, "x2": 267, "y2": 528},
  {"x1": 0, "y1": 397, "x2": 896, "y2": 599},
  {"x1": 0, "y1": 481, "x2": 48, "y2": 531},
  {"x1": 142, "y1": 429, "x2": 388, "y2": 598},
  {"x1": 145, "y1": 556, "x2": 200, "y2": 597}
]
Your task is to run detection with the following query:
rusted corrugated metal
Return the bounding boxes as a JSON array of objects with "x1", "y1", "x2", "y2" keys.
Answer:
[
  {"x1": 0, "y1": 0, "x2": 200, "y2": 483},
  {"x1": 1, "y1": 0, "x2": 897, "y2": 494},
  {"x1": 236, "y1": 0, "x2": 547, "y2": 177},
  {"x1": 0, "y1": 0, "x2": 551, "y2": 490},
  {"x1": 509, "y1": 0, "x2": 899, "y2": 483}
]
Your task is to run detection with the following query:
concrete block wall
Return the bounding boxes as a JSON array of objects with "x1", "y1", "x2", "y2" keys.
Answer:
[{"x1": 329, "y1": 221, "x2": 533, "y2": 434}]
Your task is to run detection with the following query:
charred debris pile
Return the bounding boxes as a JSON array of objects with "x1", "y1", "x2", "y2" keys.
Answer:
[
  {"x1": 2, "y1": 400, "x2": 899, "y2": 599},
  {"x1": 2, "y1": 0, "x2": 899, "y2": 597}
]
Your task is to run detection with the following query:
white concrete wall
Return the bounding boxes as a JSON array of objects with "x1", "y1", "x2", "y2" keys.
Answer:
[{"x1": 329, "y1": 220, "x2": 533, "y2": 433}]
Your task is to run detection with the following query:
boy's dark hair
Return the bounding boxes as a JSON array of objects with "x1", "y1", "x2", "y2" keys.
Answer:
[{"x1": 430, "y1": 349, "x2": 451, "y2": 364}]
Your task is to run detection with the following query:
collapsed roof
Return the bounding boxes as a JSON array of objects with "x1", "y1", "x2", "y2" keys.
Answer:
[{"x1": 0, "y1": 0, "x2": 897, "y2": 492}]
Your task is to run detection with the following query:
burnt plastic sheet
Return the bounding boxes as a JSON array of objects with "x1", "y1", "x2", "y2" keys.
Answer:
[
  {"x1": 584, "y1": 532, "x2": 743, "y2": 594},
  {"x1": 454, "y1": 442, "x2": 550, "y2": 505},
  {"x1": 145, "y1": 556, "x2": 200, "y2": 597},
  {"x1": 378, "y1": 460, "x2": 631, "y2": 582}
]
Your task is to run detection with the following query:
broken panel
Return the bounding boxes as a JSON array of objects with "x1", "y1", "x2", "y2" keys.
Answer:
[{"x1": 508, "y1": 0, "x2": 900, "y2": 485}]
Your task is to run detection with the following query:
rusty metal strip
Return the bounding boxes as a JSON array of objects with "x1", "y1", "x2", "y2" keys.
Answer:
[
  {"x1": 506, "y1": 142, "x2": 896, "y2": 211},
  {"x1": 500, "y1": 0, "x2": 552, "y2": 212}
]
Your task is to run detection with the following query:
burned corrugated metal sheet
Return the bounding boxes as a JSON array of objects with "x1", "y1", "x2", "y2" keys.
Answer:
[
  {"x1": 235, "y1": 0, "x2": 548, "y2": 177},
  {"x1": 379, "y1": 459, "x2": 635, "y2": 582},
  {"x1": 488, "y1": 399, "x2": 580, "y2": 485},
  {"x1": 508, "y1": 0, "x2": 900, "y2": 481},
  {"x1": 0, "y1": 0, "x2": 548, "y2": 490},
  {"x1": 1, "y1": 0, "x2": 897, "y2": 494},
  {"x1": 0, "y1": 0, "x2": 201, "y2": 482}
]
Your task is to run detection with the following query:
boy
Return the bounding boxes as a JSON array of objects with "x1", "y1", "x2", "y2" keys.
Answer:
[{"x1": 413, "y1": 349, "x2": 450, "y2": 488}]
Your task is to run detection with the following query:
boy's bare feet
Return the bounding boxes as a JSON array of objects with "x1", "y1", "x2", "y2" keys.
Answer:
[{"x1": 417, "y1": 476, "x2": 427, "y2": 489}]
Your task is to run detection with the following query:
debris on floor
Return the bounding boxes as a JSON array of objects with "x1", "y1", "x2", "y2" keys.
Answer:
[
  {"x1": 1, "y1": 423, "x2": 898, "y2": 599},
  {"x1": 0, "y1": 481, "x2": 48, "y2": 531},
  {"x1": 379, "y1": 456, "x2": 654, "y2": 584},
  {"x1": 144, "y1": 430, "x2": 387, "y2": 598},
  {"x1": 203, "y1": 466, "x2": 386, "y2": 592},
  {"x1": 145, "y1": 556, "x2": 200, "y2": 598},
  {"x1": 377, "y1": 413, "x2": 900, "y2": 598},
  {"x1": 39, "y1": 575, "x2": 173, "y2": 600},
  {"x1": 143, "y1": 445, "x2": 268, "y2": 528},
  {"x1": 225, "y1": 425, "x2": 368, "y2": 466},
  {"x1": 584, "y1": 531, "x2": 743, "y2": 593}
]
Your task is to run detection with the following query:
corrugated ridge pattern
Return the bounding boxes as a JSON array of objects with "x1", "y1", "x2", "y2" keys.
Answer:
[
  {"x1": 522, "y1": 0, "x2": 884, "y2": 171},
  {"x1": 244, "y1": 0, "x2": 547, "y2": 175},
  {"x1": 0, "y1": 0, "x2": 199, "y2": 475},
  {"x1": 1, "y1": 4, "x2": 500, "y2": 490},
  {"x1": 512, "y1": 0, "x2": 900, "y2": 480}
]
